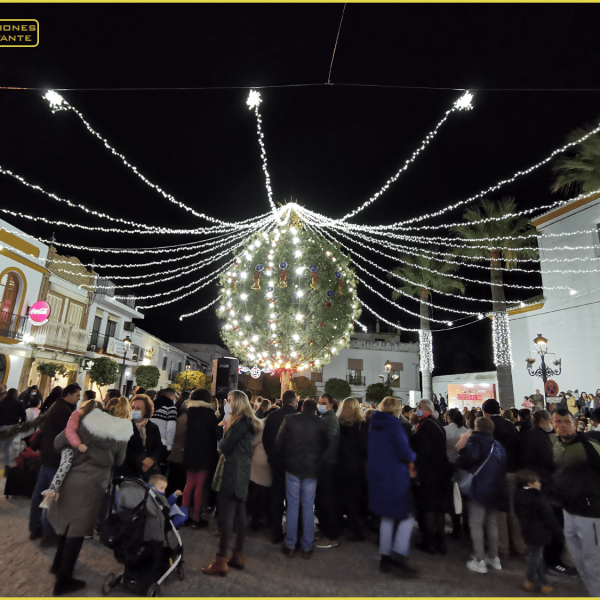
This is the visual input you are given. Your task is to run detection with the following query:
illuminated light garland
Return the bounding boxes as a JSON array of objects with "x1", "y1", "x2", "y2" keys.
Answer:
[
  {"x1": 420, "y1": 329, "x2": 434, "y2": 373},
  {"x1": 247, "y1": 90, "x2": 276, "y2": 216},
  {"x1": 358, "y1": 298, "x2": 422, "y2": 332},
  {"x1": 341, "y1": 91, "x2": 474, "y2": 222},
  {"x1": 303, "y1": 219, "x2": 474, "y2": 321},
  {"x1": 113, "y1": 259, "x2": 234, "y2": 300},
  {"x1": 354, "y1": 319, "x2": 368, "y2": 333},
  {"x1": 179, "y1": 296, "x2": 222, "y2": 321},
  {"x1": 317, "y1": 222, "x2": 575, "y2": 293},
  {"x1": 42, "y1": 91, "x2": 245, "y2": 225},
  {"x1": 78, "y1": 231, "x2": 255, "y2": 287},
  {"x1": 301, "y1": 213, "x2": 511, "y2": 305},
  {"x1": 492, "y1": 310, "x2": 514, "y2": 367},
  {"x1": 0, "y1": 165, "x2": 272, "y2": 235},
  {"x1": 368, "y1": 121, "x2": 600, "y2": 228}
]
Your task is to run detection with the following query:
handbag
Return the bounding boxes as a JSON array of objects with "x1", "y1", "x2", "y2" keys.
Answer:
[
  {"x1": 457, "y1": 443, "x2": 494, "y2": 496},
  {"x1": 211, "y1": 454, "x2": 226, "y2": 492}
]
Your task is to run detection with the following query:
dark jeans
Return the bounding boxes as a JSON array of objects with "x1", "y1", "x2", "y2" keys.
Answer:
[
  {"x1": 527, "y1": 545, "x2": 547, "y2": 586},
  {"x1": 217, "y1": 492, "x2": 247, "y2": 557},
  {"x1": 29, "y1": 466, "x2": 57, "y2": 538},
  {"x1": 270, "y1": 464, "x2": 286, "y2": 536},
  {"x1": 543, "y1": 505, "x2": 565, "y2": 566},
  {"x1": 336, "y1": 470, "x2": 364, "y2": 535},
  {"x1": 315, "y1": 464, "x2": 340, "y2": 540},
  {"x1": 52, "y1": 533, "x2": 84, "y2": 583},
  {"x1": 247, "y1": 481, "x2": 269, "y2": 525}
]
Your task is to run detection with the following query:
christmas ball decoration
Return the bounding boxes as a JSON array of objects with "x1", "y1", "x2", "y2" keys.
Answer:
[{"x1": 217, "y1": 211, "x2": 361, "y2": 373}]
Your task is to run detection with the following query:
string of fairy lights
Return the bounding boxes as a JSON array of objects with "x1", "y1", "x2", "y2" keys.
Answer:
[{"x1": 1, "y1": 88, "x2": 598, "y2": 375}]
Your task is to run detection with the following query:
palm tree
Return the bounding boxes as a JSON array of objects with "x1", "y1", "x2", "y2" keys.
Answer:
[
  {"x1": 451, "y1": 198, "x2": 539, "y2": 409},
  {"x1": 390, "y1": 252, "x2": 464, "y2": 402},
  {"x1": 552, "y1": 126, "x2": 600, "y2": 195}
]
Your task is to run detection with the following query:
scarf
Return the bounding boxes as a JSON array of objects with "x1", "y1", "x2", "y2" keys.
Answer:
[{"x1": 135, "y1": 417, "x2": 148, "y2": 446}]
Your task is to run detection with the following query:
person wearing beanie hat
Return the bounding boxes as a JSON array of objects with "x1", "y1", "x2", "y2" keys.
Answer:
[{"x1": 482, "y1": 397, "x2": 527, "y2": 557}]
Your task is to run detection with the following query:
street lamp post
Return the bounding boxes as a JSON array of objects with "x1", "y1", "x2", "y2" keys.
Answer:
[
  {"x1": 526, "y1": 333, "x2": 562, "y2": 409},
  {"x1": 119, "y1": 335, "x2": 132, "y2": 394},
  {"x1": 378, "y1": 360, "x2": 399, "y2": 388},
  {"x1": 184, "y1": 361, "x2": 190, "y2": 391}
]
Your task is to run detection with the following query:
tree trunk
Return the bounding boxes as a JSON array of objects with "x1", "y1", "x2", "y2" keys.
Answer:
[
  {"x1": 280, "y1": 370, "x2": 291, "y2": 396},
  {"x1": 419, "y1": 287, "x2": 433, "y2": 402},
  {"x1": 490, "y1": 250, "x2": 514, "y2": 409}
]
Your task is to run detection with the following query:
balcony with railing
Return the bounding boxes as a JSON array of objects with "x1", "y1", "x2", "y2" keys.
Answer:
[
  {"x1": 33, "y1": 320, "x2": 88, "y2": 354},
  {"x1": 87, "y1": 333, "x2": 133, "y2": 359},
  {"x1": 347, "y1": 374, "x2": 366, "y2": 386},
  {"x1": 0, "y1": 311, "x2": 27, "y2": 341}
]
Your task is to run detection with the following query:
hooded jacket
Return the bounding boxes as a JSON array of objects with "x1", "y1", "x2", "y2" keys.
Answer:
[
  {"x1": 514, "y1": 486, "x2": 564, "y2": 547},
  {"x1": 48, "y1": 409, "x2": 132, "y2": 537},
  {"x1": 456, "y1": 430, "x2": 509, "y2": 512},
  {"x1": 368, "y1": 411, "x2": 416, "y2": 519},
  {"x1": 39, "y1": 398, "x2": 75, "y2": 469}
]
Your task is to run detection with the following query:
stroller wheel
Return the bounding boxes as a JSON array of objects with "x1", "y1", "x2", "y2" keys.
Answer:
[
  {"x1": 102, "y1": 573, "x2": 118, "y2": 596},
  {"x1": 176, "y1": 562, "x2": 185, "y2": 581},
  {"x1": 147, "y1": 583, "x2": 160, "y2": 597}
]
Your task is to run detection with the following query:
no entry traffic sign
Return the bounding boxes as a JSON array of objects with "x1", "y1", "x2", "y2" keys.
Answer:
[{"x1": 545, "y1": 380, "x2": 559, "y2": 397}]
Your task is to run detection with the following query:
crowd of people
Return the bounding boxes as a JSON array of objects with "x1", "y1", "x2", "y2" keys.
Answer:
[{"x1": 1, "y1": 380, "x2": 599, "y2": 596}]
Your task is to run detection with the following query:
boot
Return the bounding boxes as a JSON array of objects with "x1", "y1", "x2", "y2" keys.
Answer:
[
  {"x1": 392, "y1": 554, "x2": 419, "y2": 578},
  {"x1": 379, "y1": 555, "x2": 393, "y2": 573},
  {"x1": 202, "y1": 555, "x2": 228, "y2": 577},
  {"x1": 227, "y1": 552, "x2": 245, "y2": 570}
]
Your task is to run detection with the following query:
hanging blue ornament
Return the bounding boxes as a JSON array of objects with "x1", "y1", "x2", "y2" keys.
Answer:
[
  {"x1": 279, "y1": 261, "x2": 288, "y2": 270},
  {"x1": 327, "y1": 289, "x2": 334, "y2": 298},
  {"x1": 256, "y1": 264, "x2": 264, "y2": 272},
  {"x1": 309, "y1": 265, "x2": 317, "y2": 273},
  {"x1": 335, "y1": 271, "x2": 341, "y2": 279},
  {"x1": 267, "y1": 286, "x2": 274, "y2": 293}
]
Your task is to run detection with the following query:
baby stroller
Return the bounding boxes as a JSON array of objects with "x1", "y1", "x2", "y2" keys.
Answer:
[{"x1": 99, "y1": 476, "x2": 184, "y2": 597}]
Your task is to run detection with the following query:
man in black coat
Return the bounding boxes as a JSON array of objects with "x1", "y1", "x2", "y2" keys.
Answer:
[
  {"x1": 519, "y1": 409, "x2": 555, "y2": 486},
  {"x1": 263, "y1": 390, "x2": 298, "y2": 544},
  {"x1": 482, "y1": 398, "x2": 527, "y2": 556},
  {"x1": 275, "y1": 399, "x2": 330, "y2": 558},
  {"x1": 29, "y1": 383, "x2": 80, "y2": 546}
]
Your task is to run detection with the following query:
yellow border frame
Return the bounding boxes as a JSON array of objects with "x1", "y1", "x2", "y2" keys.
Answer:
[
  {"x1": 0, "y1": 265, "x2": 28, "y2": 345},
  {"x1": 0, "y1": 19, "x2": 39, "y2": 48}
]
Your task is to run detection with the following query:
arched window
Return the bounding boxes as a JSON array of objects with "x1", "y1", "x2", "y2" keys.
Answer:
[{"x1": 0, "y1": 272, "x2": 19, "y2": 322}]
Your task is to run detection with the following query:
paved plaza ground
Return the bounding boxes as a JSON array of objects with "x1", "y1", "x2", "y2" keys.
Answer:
[{"x1": 0, "y1": 475, "x2": 589, "y2": 598}]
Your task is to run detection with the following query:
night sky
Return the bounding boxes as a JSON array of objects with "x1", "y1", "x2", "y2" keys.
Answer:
[{"x1": 1, "y1": 3, "x2": 599, "y2": 376}]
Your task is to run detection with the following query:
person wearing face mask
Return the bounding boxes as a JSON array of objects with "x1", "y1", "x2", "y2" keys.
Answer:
[
  {"x1": 19, "y1": 385, "x2": 39, "y2": 410},
  {"x1": 115, "y1": 394, "x2": 164, "y2": 481},
  {"x1": 314, "y1": 393, "x2": 341, "y2": 549}
]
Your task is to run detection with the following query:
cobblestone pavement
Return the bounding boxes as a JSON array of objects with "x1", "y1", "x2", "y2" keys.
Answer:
[{"x1": 0, "y1": 476, "x2": 588, "y2": 597}]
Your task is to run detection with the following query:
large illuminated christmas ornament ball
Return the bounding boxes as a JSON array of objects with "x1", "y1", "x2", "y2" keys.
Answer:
[{"x1": 216, "y1": 213, "x2": 361, "y2": 376}]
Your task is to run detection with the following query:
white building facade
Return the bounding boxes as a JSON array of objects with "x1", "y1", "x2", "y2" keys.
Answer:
[
  {"x1": 295, "y1": 332, "x2": 420, "y2": 403},
  {"x1": 508, "y1": 193, "x2": 600, "y2": 400}
]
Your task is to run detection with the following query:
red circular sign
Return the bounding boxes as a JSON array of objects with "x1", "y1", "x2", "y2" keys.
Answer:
[
  {"x1": 545, "y1": 380, "x2": 559, "y2": 397},
  {"x1": 29, "y1": 301, "x2": 51, "y2": 325}
]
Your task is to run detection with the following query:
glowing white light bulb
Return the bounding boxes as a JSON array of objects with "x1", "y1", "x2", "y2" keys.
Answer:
[
  {"x1": 270, "y1": 312, "x2": 276, "y2": 319},
  {"x1": 454, "y1": 91, "x2": 474, "y2": 111},
  {"x1": 252, "y1": 335, "x2": 259, "y2": 342},
  {"x1": 570, "y1": 289, "x2": 577, "y2": 295},
  {"x1": 290, "y1": 227, "x2": 297, "y2": 234},
  {"x1": 292, "y1": 334, "x2": 300, "y2": 342},
  {"x1": 293, "y1": 237, "x2": 299, "y2": 244},
  {"x1": 241, "y1": 272, "x2": 248, "y2": 280},
  {"x1": 244, "y1": 315, "x2": 251, "y2": 322},
  {"x1": 295, "y1": 313, "x2": 303, "y2": 321},
  {"x1": 247, "y1": 90, "x2": 262, "y2": 109},
  {"x1": 270, "y1": 323, "x2": 277, "y2": 330},
  {"x1": 291, "y1": 352, "x2": 297, "y2": 358},
  {"x1": 296, "y1": 290, "x2": 304, "y2": 298},
  {"x1": 240, "y1": 293, "x2": 248, "y2": 300},
  {"x1": 294, "y1": 250, "x2": 302, "y2": 258},
  {"x1": 296, "y1": 266, "x2": 305, "y2": 274}
]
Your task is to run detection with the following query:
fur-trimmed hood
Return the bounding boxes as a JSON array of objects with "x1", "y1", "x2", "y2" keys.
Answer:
[{"x1": 81, "y1": 409, "x2": 134, "y2": 442}]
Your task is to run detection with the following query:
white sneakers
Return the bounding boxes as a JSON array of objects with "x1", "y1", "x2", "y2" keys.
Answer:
[
  {"x1": 466, "y1": 558, "x2": 487, "y2": 574},
  {"x1": 466, "y1": 556, "x2": 502, "y2": 574},
  {"x1": 485, "y1": 556, "x2": 502, "y2": 571}
]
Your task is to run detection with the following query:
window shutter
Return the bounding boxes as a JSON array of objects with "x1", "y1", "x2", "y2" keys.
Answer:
[
  {"x1": 311, "y1": 371, "x2": 323, "y2": 383},
  {"x1": 347, "y1": 358, "x2": 363, "y2": 371}
]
